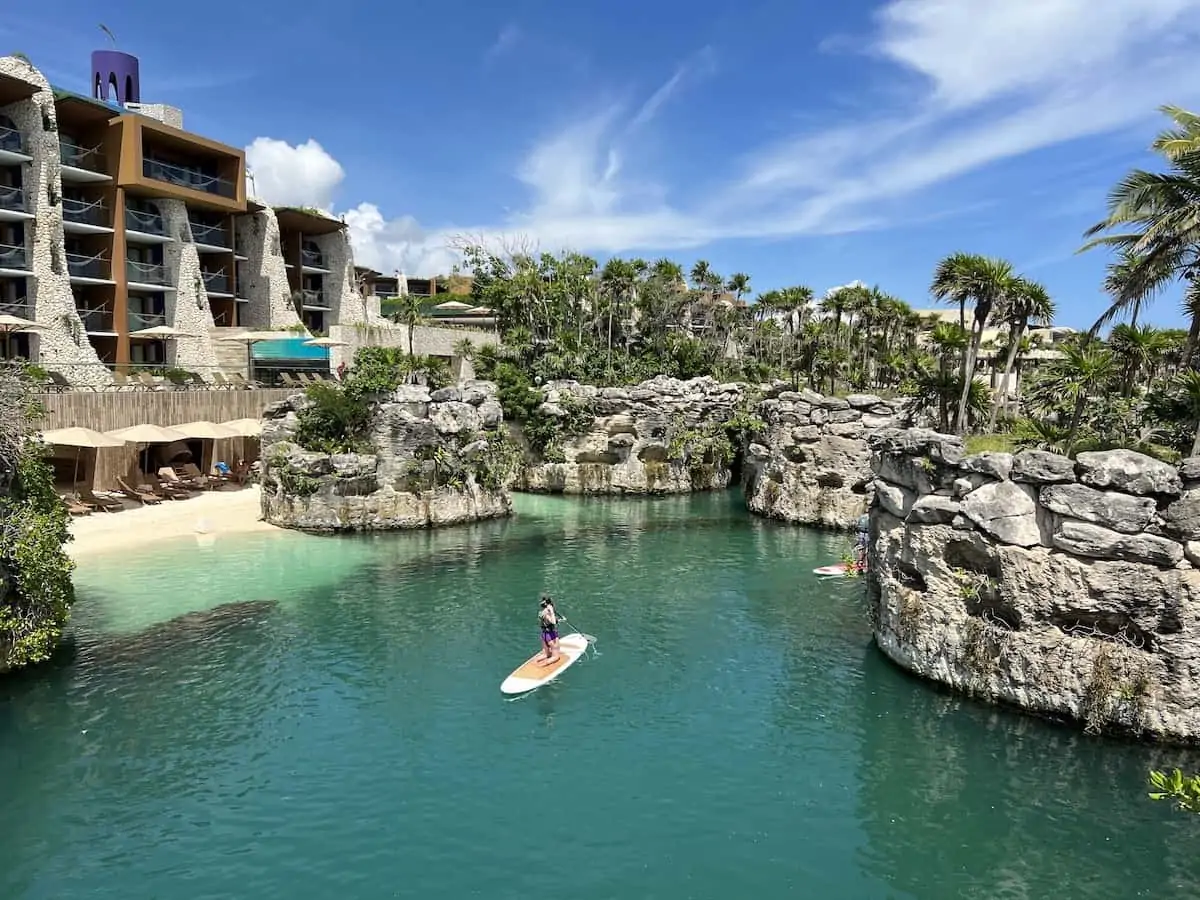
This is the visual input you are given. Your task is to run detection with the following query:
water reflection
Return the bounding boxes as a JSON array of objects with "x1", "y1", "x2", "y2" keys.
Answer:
[{"x1": 853, "y1": 646, "x2": 1200, "y2": 899}]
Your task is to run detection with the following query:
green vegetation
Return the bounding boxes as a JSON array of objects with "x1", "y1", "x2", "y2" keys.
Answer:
[
  {"x1": 0, "y1": 366, "x2": 75, "y2": 671},
  {"x1": 1149, "y1": 769, "x2": 1200, "y2": 814},
  {"x1": 294, "y1": 347, "x2": 450, "y2": 454}
]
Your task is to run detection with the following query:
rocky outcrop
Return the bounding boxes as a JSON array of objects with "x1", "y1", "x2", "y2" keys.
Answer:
[
  {"x1": 867, "y1": 429, "x2": 1200, "y2": 743},
  {"x1": 259, "y1": 381, "x2": 516, "y2": 531},
  {"x1": 742, "y1": 388, "x2": 906, "y2": 528},
  {"x1": 518, "y1": 376, "x2": 748, "y2": 494}
]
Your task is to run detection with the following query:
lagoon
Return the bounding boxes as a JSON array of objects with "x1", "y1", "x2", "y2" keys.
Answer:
[{"x1": 0, "y1": 492, "x2": 1196, "y2": 899}]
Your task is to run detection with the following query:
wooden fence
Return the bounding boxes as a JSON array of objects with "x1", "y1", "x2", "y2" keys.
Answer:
[{"x1": 33, "y1": 388, "x2": 296, "y2": 493}]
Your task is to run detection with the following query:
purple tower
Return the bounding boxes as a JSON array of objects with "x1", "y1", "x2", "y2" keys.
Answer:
[{"x1": 91, "y1": 50, "x2": 140, "y2": 106}]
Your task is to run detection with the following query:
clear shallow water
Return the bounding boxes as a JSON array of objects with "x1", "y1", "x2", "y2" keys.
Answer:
[{"x1": 2, "y1": 492, "x2": 1198, "y2": 899}]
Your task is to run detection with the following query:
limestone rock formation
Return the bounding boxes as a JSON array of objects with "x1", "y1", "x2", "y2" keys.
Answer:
[
  {"x1": 518, "y1": 376, "x2": 748, "y2": 495},
  {"x1": 742, "y1": 389, "x2": 906, "y2": 528},
  {"x1": 259, "y1": 381, "x2": 515, "y2": 531},
  {"x1": 866, "y1": 430, "x2": 1200, "y2": 744}
]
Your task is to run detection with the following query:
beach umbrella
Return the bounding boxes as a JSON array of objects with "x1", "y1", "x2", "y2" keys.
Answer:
[
  {"x1": 433, "y1": 300, "x2": 472, "y2": 311},
  {"x1": 128, "y1": 325, "x2": 199, "y2": 339},
  {"x1": 107, "y1": 424, "x2": 188, "y2": 443},
  {"x1": 0, "y1": 313, "x2": 43, "y2": 360},
  {"x1": 172, "y1": 420, "x2": 239, "y2": 440},
  {"x1": 40, "y1": 426, "x2": 127, "y2": 489},
  {"x1": 303, "y1": 337, "x2": 349, "y2": 347},
  {"x1": 220, "y1": 418, "x2": 263, "y2": 437}
]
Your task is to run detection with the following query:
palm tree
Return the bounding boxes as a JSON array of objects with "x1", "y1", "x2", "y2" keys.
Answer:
[
  {"x1": 393, "y1": 294, "x2": 424, "y2": 360},
  {"x1": 1035, "y1": 339, "x2": 1118, "y2": 451},
  {"x1": 1081, "y1": 106, "x2": 1200, "y2": 355},
  {"x1": 1109, "y1": 324, "x2": 1171, "y2": 396},
  {"x1": 987, "y1": 277, "x2": 1055, "y2": 430},
  {"x1": 931, "y1": 253, "x2": 1018, "y2": 433},
  {"x1": 726, "y1": 273, "x2": 751, "y2": 303},
  {"x1": 1174, "y1": 370, "x2": 1200, "y2": 456}
]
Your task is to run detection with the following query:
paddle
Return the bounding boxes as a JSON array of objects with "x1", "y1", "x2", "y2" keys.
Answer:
[{"x1": 557, "y1": 616, "x2": 596, "y2": 645}]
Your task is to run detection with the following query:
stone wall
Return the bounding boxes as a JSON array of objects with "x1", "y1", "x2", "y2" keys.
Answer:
[
  {"x1": 259, "y1": 381, "x2": 513, "y2": 531},
  {"x1": 0, "y1": 56, "x2": 108, "y2": 386},
  {"x1": 518, "y1": 376, "x2": 748, "y2": 495},
  {"x1": 743, "y1": 388, "x2": 905, "y2": 528},
  {"x1": 312, "y1": 229, "x2": 376, "y2": 327},
  {"x1": 159, "y1": 199, "x2": 221, "y2": 372},
  {"x1": 867, "y1": 429, "x2": 1200, "y2": 743},
  {"x1": 233, "y1": 205, "x2": 303, "y2": 330}
]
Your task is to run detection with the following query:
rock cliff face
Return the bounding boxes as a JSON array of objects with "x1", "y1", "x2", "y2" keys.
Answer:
[
  {"x1": 742, "y1": 388, "x2": 906, "y2": 529},
  {"x1": 259, "y1": 381, "x2": 515, "y2": 531},
  {"x1": 867, "y1": 429, "x2": 1200, "y2": 743},
  {"x1": 518, "y1": 376, "x2": 749, "y2": 495}
]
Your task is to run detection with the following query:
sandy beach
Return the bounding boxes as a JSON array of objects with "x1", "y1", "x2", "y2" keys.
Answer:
[{"x1": 68, "y1": 485, "x2": 281, "y2": 559}]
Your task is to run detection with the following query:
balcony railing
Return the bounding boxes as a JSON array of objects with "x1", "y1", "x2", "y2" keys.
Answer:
[
  {"x1": 77, "y1": 308, "x2": 114, "y2": 333},
  {"x1": 0, "y1": 184, "x2": 24, "y2": 212},
  {"x1": 125, "y1": 207, "x2": 167, "y2": 236},
  {"x1": 202, "y1": 270, "x2": 230, "y2": 294},
  {"x1": 0, "y1": 298, "x2": 30, "y2": 318},
  {"x1": 143, "y1": 158, "x2": 236, "y2": 199},
  {"x1": 0, "y1": 243, "x2": 28, "y2": 270},
  {"x1": 301, "y1": 247, "x2": 326, "y2": 268},
  {"x1": 300, "y1": 288, "x2": 329, "y2": 309},
  {"x1": 126, "y1": 259, "x2": 170, "y2": 286},
  {"x1": 62, "y1": 197, "x2": 108, "y2": 227},
  {"x1": 189, "y1": 220, "x2": 229, "y2": 247},
  {"x1": 128, "y1": 310, "x2": 167, "y2": 332},
  {"x1": 59, "y1": 140, "x2": 105, "y2": 172},
  {"x1": 66, "y1": 251, "x2": 108, "y2": 279},
  {"x1": 0, "y1": 126, "x2": 25, "y2": 155}
]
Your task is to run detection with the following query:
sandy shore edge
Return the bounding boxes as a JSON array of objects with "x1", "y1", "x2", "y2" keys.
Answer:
[{"x1": 67, "y1": 485, "x2": 283, "y2": 559}]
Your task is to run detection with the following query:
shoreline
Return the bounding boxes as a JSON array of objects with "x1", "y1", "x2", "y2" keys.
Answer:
[{"x1": 67, "y1": 485, "x2": 282, "y2": 560}]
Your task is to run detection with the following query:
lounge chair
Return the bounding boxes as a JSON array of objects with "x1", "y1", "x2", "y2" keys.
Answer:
[
  {"x1": 60, "y1": 495, "x2": 92, "y2": 516},
  {"x1": 78, "y1": 488, "x2": 124, "y2": 512},
  {"x1": 160, "y1": 466, "x2": 207, "y2": 491},
  {"x1": 211, "y1": 372, "x2": 237, "y2": 390},
  {"x1": 230, "y1": 372, "x2": 260, "y2": 390},
  {"x1": 45, "y1": 371, "x2": 77, "y2": 393},
  {"x1": 136, "y1": 372, "x2": 168, "y2": 390},
  {"x1": 280, "y1": 372, "x2": 305, "y2": 389},
  {"x1": 116, "y1": 476, "x2": 163, "y2": 505}
]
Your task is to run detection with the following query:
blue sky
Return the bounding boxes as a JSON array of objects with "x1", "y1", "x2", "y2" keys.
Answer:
[{"x1": 8, "y1": 0, "x2": 1200, "y2": 328}]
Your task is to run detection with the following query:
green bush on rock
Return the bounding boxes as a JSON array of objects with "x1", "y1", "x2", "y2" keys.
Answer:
[{"x1": 0, "y1": 366, "x2": 75, "y2": 671}]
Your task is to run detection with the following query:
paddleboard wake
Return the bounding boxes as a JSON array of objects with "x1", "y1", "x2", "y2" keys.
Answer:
[{"x1": 501, "y1": 633, "x2": 590, "y2": 695}]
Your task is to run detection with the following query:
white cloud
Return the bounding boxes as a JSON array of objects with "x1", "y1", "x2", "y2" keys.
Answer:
[
  {"x1": 244, "y1": 137, "x2": 345, "y2": 210},
  {"x1": 484, "y1": 24, "x2": 521, "y2": 63},
  {"x1": 246, "y1": 0, "x2": 1200, "y2": 276}
]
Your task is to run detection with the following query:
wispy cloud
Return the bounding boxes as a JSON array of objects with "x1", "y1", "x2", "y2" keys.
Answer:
[
  {"x1": 484, "y1": 24, "x2": 522, "y2": 64},
  {"x1": 250, "y1": 0, "x2": 1200, "y2": 275}
]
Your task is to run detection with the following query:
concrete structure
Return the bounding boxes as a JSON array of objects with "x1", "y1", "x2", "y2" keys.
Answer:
[{"x1": 0, "y1": 52, "x2": 374, "y2": 385}]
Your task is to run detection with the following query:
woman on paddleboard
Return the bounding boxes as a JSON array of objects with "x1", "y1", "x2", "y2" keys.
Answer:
[{"x1": 538, "y1": 594, "x2": 561, "y2": 666}]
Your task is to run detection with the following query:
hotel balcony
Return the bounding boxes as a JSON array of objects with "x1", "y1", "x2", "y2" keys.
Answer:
[
  {"x1": 0, "y1": 124, "x2": 32, "y2": 165},
  {"x1": 59, "y1": 140, "x2": 111, "y2": 184},
  {"x1": 125, "y1": 207, "x2": 172, "y2": 244},
  {"x1": 144, "y1": 158, "x2": 236, "y2": 200},
  {"x1": 0, "y1": 242, "x2": 31, "y2": 276},
  {"x1": 126, "y1": 259, "x2": 173, "y2": 290},
  {"x1": 0, "y1": 183, "x2": 31, "y2": 222},
  {"x1": 128, "y1": 310, "x2": 168, "y2": 332},
  {"x1": 300, "y1": 288, "x2": 330, "y2": 310},
  {"x1": 67, "y1": 251, "x2": 113, "y2": 284},
  {"x1": 202, "y1": 269, "x2": 232, "y2": 297},
  {"x1": 189, "y1": 219, "x2": 230, "y2": 252},
  {"x1": 77, "y1": 307, "x2": 115, "y2": 334},
  {"x1": 301, "y1": 246, "x2": 330, "y2": 274},
  {"x1": 62, "y1": 197, "x2": 112, "y2": 234},
  {"x1": 0, "y1": 297, "x2": 30, "y2": 319}
]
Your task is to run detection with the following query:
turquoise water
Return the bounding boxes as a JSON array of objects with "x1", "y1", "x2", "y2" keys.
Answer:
[{"x1": 1, "y1": 492, "x2": 1198, "y2": 899}]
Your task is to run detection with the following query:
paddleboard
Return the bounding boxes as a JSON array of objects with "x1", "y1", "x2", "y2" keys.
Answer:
[
  {"x1": 813, "y1": 563, "x2": 863, "y2": 577},
  {"x1": 500, "y1": 633, "x2": 589, "y2": 695}
]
